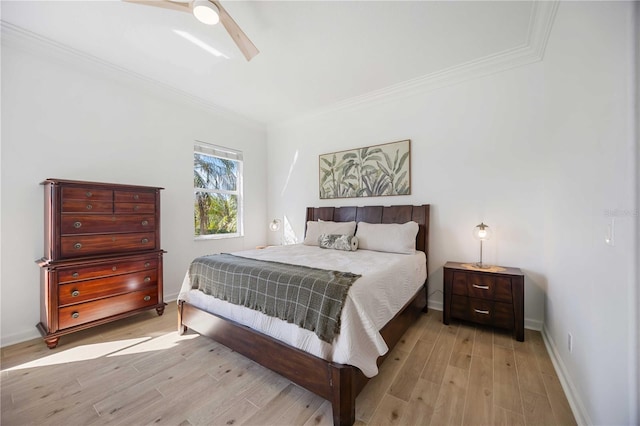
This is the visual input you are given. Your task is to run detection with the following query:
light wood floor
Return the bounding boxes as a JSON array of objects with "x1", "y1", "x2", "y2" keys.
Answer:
[{"x1": 1, "y1": 303, "x2": 576, "y2": 426}]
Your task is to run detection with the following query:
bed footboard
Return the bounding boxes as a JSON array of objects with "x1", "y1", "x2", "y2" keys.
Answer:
[{"x1": 177, "y1": 285, "x2": 426, "y2": 426}]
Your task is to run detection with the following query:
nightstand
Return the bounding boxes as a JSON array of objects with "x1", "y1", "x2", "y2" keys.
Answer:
[{"x1": 443, "y1": 261, "x2": 524, "y2": 341}]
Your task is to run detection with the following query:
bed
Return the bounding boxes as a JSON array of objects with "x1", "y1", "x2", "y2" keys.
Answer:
[{"x1": 178, "y1": 204, "x2": 430, "y2": 425}]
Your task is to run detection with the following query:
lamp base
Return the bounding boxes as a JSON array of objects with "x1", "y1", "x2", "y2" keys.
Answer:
[{"x1": 475, "y1": 262, "x2": 491, "y2": 269}]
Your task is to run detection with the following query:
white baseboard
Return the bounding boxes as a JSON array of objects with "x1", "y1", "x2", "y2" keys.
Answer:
[
  {"x1": 541, "y1": 325, "x2": 592, "y2": 426},
  {"x1": 1, "y1": 328, "x2": 42, "y2": 348}
]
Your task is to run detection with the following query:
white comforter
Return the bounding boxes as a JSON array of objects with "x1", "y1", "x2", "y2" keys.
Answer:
[{"x1": 177, "y1": 244, "x2": 427, "y2": 377}]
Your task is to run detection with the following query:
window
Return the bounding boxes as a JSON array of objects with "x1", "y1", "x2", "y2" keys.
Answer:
[{"x1": 193, "y1": 142, "x2": 243, "y2": 239}]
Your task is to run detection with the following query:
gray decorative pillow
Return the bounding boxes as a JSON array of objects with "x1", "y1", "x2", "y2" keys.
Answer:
[{"x1": 318, "y1": 234, "x2": 359, "y2": 251}]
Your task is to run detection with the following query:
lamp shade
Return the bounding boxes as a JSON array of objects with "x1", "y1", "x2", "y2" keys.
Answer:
[
  {"x1": 193, "y1": 0, "x2": 220, "y2": 25},
  {"x1": 473, "y1": 222, "x2": 491, "y2": 241}
]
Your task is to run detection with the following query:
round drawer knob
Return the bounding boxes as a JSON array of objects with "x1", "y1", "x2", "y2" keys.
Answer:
[
  {"x1": 85, "y1": 191, "x2": 92, "y2": 197},
  {"x1": 133, "y1": 194, "x2": 139, "y2": 200},
  {"x1": 112, "y1": 266, "x2": 117, "y2": 271},
  {"x1": 74, "y1": 243, "x2": 82, "y2": 249},
  {"x1": 71, "y1": 290, "x2": 80, "y2": 297},
  {"x1": 143, "y1": 295, "x2": 151, "y2": 302},
  {"x1": 71, "y1": 312, "x2": 80, "y2": 319},
  {"x1": 73, "y1": 221, "x2": 82, "y2": 228},
  {"x1": 141, "y1": 220, "x2": 149, "y2": 226},
  {"x1": 144, "y1": 276, "x2": 151, "y2": 282},
  {"x1": 144, "y1": 262, "x2": 150, "y2": 268},
  {"x1": 134, "y1": 205, "x2": 140, "y2": 211},
  {"x1": 86, "y1": 204, "x2": 93, "y2": 210},
  {"x1": 72, "y1": 272, "x2": 79, "y2": 278},
  {"x1": 141, "y1": 238, "x2": 149, "y2": 244}
]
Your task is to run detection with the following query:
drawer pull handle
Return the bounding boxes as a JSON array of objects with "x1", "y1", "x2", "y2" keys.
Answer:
[
  {"x1": 143, "y1": 295, "x2": 151, "y2": 301},
  {"x1": 141, "y1": 238, "x2": 149, "y2": 244},
  {"x1": 74, "y1": 243, "x2": 82, "y2": 249},
  {"x1": 474, "y1": 309, "x2": 490, "y2": 315},
  {"x1": 141, "y1": 220, "x2": 149, "y2": 226},
  {"x1": 86, "y1": 204, "x2": 93, "y2": 210},
  {"x1": 85, "y1": 191, "x2": 92, "y2": 198},
  {"x1": 112, "y1": 266, "x2": 117, "y2": 271},
  {"x1": 134, "y1": 205, "x2": 140, "y2": 211},
  {"x1": 71, "y1": 312, "x2": 80, "y2": 319},
  {"x1": 71, "y1": 290, "x2": 80, "y2": 297},
  {"x1": 72, "y1": 272, "x2": 79, "y2": 278},
  {"x1": 134, "y1": 194, "x2": 139, "y2": 200},
  {"x1": 472, "y1": 284, "x2": 490, "y2": 290},
  {"x1": 144, "y1": 276, "x2": 151, "y2": 282},
  {"x1": 73, "y1": 221, "x2": 82, "y2": 228},
  {"x1": 144, "y1": 262, "x2": 150, "y2": 268}
]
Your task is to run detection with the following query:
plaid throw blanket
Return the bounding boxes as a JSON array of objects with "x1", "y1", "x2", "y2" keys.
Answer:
[{"x1": 188, "y1": 254, "x2": 362, "y2": 343}]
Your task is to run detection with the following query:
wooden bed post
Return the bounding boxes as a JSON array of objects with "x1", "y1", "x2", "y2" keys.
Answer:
[
  {"x1": 177, "y1": 300, "x2": 187, "y2": 335},
  {"x1": 330, "y1": 364, "x2": 356, "y2": 426}
]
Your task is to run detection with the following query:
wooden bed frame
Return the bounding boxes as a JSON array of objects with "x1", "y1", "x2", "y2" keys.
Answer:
[{"x1": 178, "y1": 204, "x2": 430, "y2": 425}]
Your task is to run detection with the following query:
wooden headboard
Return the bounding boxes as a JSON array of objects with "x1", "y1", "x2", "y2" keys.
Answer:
[{"x1": 305, "y1": 204, "x2": 430, "y2": 266}]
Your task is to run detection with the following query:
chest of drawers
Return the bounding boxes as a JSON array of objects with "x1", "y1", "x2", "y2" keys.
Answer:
[
  {"x1": 443, "y1": 261, "x2": 524, "y2": 341},
  {"x1": 37, "y1": 179, "x2": 166, "y2": 348}
]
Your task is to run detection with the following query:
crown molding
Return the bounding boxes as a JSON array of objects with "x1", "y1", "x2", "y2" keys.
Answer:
[
  {"x1": 0, "y1": 21, "x2": 266, "y2": 132},
  {"x1": 271, "y1": 0, "x2": 559, "y2": 130}
]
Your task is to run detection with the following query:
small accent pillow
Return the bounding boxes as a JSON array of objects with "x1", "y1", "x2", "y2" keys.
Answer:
[
  {"x1": 303, "y1": 221, "x2": 356, "y2": 246},
  {"x1": 355, "y1": 221, "x2": 419, "y2": 254},
  {"x1": 318, "y1": 234, "x2": 359, "y2": 251}
]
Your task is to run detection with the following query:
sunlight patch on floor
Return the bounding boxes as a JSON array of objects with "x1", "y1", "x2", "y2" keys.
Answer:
[
  {"x1": 3, "y1": 337, "x2": 151, "y2": 371},
  {"x1": 107, "y1": 331, "x2": 198, "y2": 357},
  {"x1": 3, "y1": 332, "x2": 199, "y2": 371}
]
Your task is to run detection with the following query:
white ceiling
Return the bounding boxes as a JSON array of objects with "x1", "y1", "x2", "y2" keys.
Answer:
[{"x1": 1, "y1": 1, "x2": 536, "y2": 125}]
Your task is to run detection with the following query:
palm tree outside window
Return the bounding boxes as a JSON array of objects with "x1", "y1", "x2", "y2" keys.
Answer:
[{"x1": 194, "y1": 142, "x2": 243, "y2": 239}]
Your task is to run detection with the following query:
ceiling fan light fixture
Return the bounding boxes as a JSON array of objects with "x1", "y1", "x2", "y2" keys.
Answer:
[{"x1": 193, "y1": 0, "x2": 219, "y2": 25}]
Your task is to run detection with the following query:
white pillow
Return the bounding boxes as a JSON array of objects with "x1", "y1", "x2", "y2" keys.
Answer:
[
  {"x1": 355, "y1": 221, "x2": 419, "y2": 254},
  {"x1": 303, "y1": 221, "x2": 356, "y2": 246}
]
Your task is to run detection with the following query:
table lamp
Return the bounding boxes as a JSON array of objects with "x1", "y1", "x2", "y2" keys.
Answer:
[{"x1": 473, "y1": 222, "x2": 491, "y2": 268}]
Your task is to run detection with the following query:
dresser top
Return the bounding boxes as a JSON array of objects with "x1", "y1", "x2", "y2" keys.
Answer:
[
  {"x1": 41, "y1": 178, "x2": 164, "y2": 191},
  {"x1": 444, "y1": 261, "x2": 523, "y2": 276}
]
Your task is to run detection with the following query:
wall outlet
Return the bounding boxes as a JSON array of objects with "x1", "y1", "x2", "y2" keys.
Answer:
[{"x1": 568, "y1": 332, "x2": 573, "y2": 353}]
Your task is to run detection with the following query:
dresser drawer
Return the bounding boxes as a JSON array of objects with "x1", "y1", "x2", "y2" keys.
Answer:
[
  {"x1": 114, "y1": 190, "x2": 155, "y2": 203},
  {"x1": 58, "y1": 288, "x2": 159, "y2": 329},
  {"x1": 450, "y1": 295, "x2": 515, "y2": 329},
  {"x1": 468, "y1": 298, "x2": 495, "y2": 325},
  {"x1": 58, "y1": 257, "x2": 158, "y2": 284},
  {"x1": 59, "y1": 270, "x2": 157, "y2": 306},
  {"x1": 60, "y1": 232, "x2": 156, "y2": 258},
  {"x1": 452, "y1": 271, "x2": 513, "y2": 302},
  {"x1": 114, "y1": 203, "x2": 155, "y2": 214},
  {"x1": 62, "y1": 187, "x2": 112, "y2": 201},
  {"x1": 61, "y1": 215, "x2": 155, "y2": 235},
  {"x1": 62, "y1": 200, "x2": 113, "y2": 213}
]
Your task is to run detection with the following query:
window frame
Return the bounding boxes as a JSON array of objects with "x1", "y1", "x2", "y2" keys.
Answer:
[{"x1": 193, "y1": 142, "x2": 244, "y2": 240}]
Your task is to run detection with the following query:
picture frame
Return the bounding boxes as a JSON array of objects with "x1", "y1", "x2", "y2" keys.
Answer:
[{"x1": 319, "y1": 139, "x2": 411, "y2": 199}]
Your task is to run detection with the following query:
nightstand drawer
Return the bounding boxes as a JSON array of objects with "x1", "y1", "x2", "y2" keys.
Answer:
[
  {"x1": 467, "y1": 274, "x2": 496, "y2": 300},
  {"x1": 452, "y1": 271, "x2": 513, "y2": 302}
]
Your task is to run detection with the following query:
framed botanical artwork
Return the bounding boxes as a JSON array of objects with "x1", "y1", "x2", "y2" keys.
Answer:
[{"x1": 319, "y1": 139, "x2": 411, "y2": 199}]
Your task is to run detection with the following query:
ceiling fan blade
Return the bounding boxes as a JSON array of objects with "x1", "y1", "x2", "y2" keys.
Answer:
[
  {"x1": 122, "y1": 0, "x2": 192, "y2": 14},
  {"x1": 211, "y1": 0, "x2": 259, "y2": 61}
]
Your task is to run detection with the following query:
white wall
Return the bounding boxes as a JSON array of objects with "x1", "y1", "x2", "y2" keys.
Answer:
[
  {"x1": 540, "y1": 2, "x2": 637, "y2": 425},
  {"x1": 266, "y1": 2, "x2": 637, "y2": 424},
  {"x1": 0, "y1": 35, "x2": 268, "y2": 346}
]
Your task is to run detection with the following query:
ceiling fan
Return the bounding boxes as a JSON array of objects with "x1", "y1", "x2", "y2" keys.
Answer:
[{"x1": 124, "y1": 0, "x2": 259, "y2": 61}]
